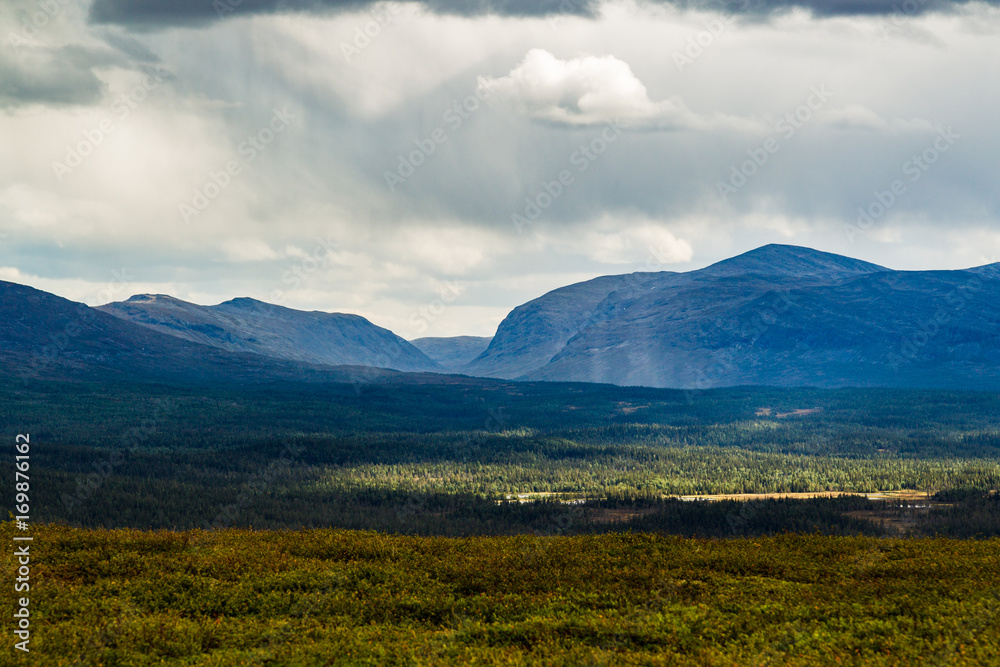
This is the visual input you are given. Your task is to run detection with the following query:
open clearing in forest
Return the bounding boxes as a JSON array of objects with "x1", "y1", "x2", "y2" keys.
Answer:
[
  {"x1": 754, "y1": 406, "x2": 824, "y2": 417},
  {"x1": 676, "y1": 489, "x2": 936, "y2": 502}
]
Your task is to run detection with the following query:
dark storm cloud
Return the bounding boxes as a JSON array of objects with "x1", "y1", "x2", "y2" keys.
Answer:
[
  {"x1": 88, "y1": 0, "x2": 998, "y2": 28},
  {"x1": 87, "y1": 0, "x2": 596, "y2": 29},
  {"x1": 96, "y1": 29, "x2": 163, "y2": 62}
]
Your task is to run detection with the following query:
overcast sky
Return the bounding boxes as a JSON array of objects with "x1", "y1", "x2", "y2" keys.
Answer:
[{"x1": 2, "y1": 0, "x2": 999, "y2": 337}]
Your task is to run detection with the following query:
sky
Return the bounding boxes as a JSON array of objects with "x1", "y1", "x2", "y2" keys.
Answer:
[{"x1": 2, "y1": 0, "x2": 999, "y2": 338}]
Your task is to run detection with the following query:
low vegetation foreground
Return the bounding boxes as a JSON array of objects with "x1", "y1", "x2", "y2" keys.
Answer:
[{"x1": 4, "y1": 523, "x2": 999, "y2": 665}]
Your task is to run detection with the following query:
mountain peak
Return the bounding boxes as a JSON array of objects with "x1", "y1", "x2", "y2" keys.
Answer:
[
  {"x1": 125, "y1": 294, "x2": 185, "y2": 304},
  {"x1": 700, "y1": 244, "x2": 888, "y2": 280},
  {"x1": 217, "y1": 297, "x2": 268, "y2": 308}
]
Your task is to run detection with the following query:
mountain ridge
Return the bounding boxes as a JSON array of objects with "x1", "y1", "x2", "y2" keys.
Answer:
[
  {"x1": 460, "y1": 244, "x2": 1000, "y2": 388},
  {"x1": 98, "y1": 294, "x2": 437, "y2": 372},
  {"x1": 6, "y1": 243, "x2": 1000, "y2": 390}
]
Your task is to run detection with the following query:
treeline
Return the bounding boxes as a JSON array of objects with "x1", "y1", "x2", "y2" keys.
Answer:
[
  {"x1": 313, "y1": 445, "x2": 1000, "y2": 496},
  {"x1": 6, "y1": 380, "x2": 1000, "y2": 455}
]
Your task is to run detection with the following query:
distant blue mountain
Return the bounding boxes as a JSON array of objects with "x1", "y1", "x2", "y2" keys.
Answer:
[
  {"x1": 464, "y1": 244, "x2": 1000, "y2": 389},
  {"x1": 462, "y1": 273, "x2": 665, "y2": 379},
  {"x1": 98, "y1": 295, "x2": 437, "y2": 373},
  {"x1": 410, "y1": 336, "x2": 492, "y2": 370},
  {"x1": 0, "y1": 280, "x2": 390, "y2": 384}
]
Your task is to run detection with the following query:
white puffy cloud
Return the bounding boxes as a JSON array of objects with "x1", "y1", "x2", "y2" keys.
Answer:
[{"x1": 478, "y1": 48, "x2": 760, "y2": 131}]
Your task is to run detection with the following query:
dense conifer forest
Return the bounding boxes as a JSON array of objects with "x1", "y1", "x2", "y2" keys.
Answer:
[{"x1": 7, "y1": 379, "x2": 999, "y2": 537}]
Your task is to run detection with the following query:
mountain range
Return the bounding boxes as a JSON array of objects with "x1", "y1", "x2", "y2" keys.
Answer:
[
  {"x1": 5, "y1": 244, "x2": 1000, "y2": 389},
  {"x1": 98, "y1": 295, "x2": 436, "y2": 372},
  {"x1": 483, "y1": 245, "x2": 1000, "y2": 388}
]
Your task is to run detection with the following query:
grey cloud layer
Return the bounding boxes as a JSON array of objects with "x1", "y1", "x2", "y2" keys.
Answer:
[
  {"x1": 88, "y1": 0, "x2": 998, "y2": 28},
  {"x1": 88, "y1": 0, "x2": 596, "y2": 28},
  {"x1": 0, "y1": 47, "x2": 105, "y2": 108}
]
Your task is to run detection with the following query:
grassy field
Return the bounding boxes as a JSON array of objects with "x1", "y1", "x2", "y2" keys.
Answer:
[{"x1": 4, "y1": 522, "x2": 1000, "y2": 665}]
